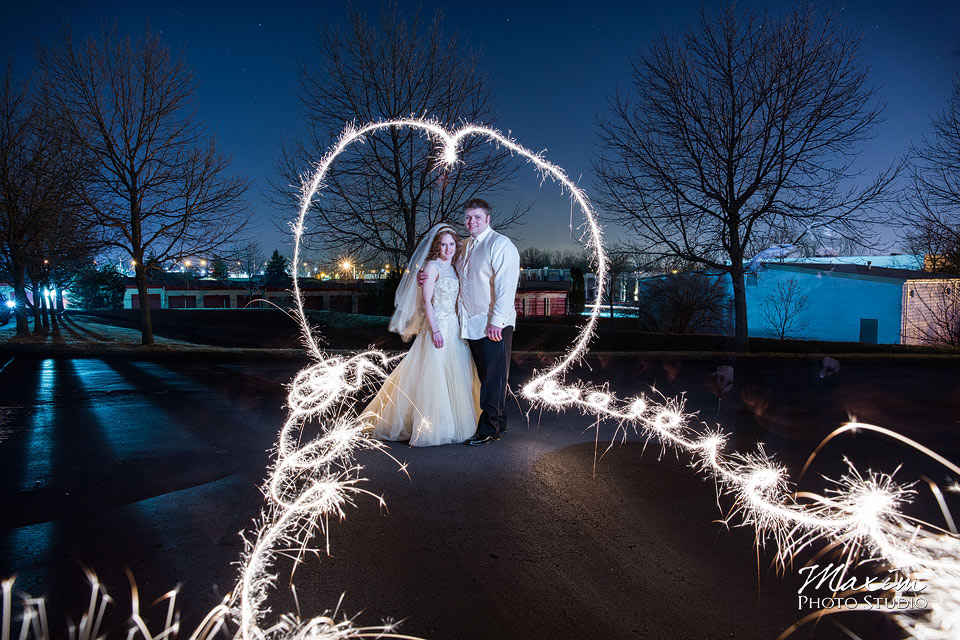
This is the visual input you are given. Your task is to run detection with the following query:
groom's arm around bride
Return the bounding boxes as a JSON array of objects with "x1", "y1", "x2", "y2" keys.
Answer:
[{"x1": 415, "y1": 198, "x2": 519, "y2": 445}]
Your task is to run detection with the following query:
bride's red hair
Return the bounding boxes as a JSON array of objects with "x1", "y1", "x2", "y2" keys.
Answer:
[{"x1": 426, "y1": 227, "x2": 461, "y2": 263}]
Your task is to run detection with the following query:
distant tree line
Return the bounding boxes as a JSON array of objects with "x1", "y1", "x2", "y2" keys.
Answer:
[
  {"x1": 518, "y1": 247, "x2": 591, "y2": 271},
  {"x1": 902, "y1": 77, "x2": 960, "y2": 276},
  {"x1": 5, "y1": 2, "x2": 960, "y2": 351},
  {"x1": 0, "y1": 23, "x2": 249, "y2": 343}
]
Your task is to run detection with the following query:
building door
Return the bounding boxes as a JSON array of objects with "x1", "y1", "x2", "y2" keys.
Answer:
[
  {"x1": 203, "y1": 295, "x2": 230, "y2": 308},
  {"x1": 131, "y1": 294, "x2": 161, "y2": 309},
  {"x1": 550, "y1": 297, "x2": 566, "y2": 316},
  {"x1": 859, "y1": 318, "x2": 878, "y2": 344},
  {"x1": 168, "y1": 295, "x2": 197, "y2": 308}
]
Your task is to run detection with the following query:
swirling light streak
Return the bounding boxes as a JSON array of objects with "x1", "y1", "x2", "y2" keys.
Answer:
[
  {"x1": 2, "y1": 119, "x2": 956, "y2": 639},
  {"x1": 253, "y1": 118, "x2": 957, "y2": 639},
  {"x1": 233, "y1": 118, "x2": 615, "y2": 640}
]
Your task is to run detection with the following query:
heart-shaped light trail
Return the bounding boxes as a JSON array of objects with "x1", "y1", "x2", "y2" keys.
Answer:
[{"x1": 230, "y1": 119, "x2": 959, "y2": 640}]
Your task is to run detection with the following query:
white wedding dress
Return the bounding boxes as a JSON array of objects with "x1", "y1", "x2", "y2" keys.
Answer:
[{"x1": 364, "y1": 260, "x2": 480, "y2": 446}]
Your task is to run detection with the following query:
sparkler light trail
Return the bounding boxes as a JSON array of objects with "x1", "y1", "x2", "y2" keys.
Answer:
[
  {"x1": 2, "y1": 119, "x2": 957, "y2": 640},
  {"x1": 250, "y1": 118, "x2": 958, "y2": 640},
  {"x1": 235, "y1": 120, "x2": 614, "y2": 639}
]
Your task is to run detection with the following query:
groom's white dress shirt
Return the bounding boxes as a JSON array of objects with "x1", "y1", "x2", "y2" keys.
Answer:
[{"x1": 456, "y1": 225, "x2": 521, "y2": 340}]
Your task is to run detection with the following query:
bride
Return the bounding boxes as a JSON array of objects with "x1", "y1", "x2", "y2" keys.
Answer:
[{"x1": 363, "y1": 224, "x2": 480, "y2": 446}]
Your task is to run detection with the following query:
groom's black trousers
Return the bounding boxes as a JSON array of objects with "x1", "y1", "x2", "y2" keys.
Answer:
[{"x1": 468, "y1": 326, "x2": 514, "y2": 438}]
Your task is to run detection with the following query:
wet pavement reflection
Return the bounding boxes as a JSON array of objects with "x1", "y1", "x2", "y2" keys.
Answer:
[{"x1": 0, "y1": 353, "x2": 956, "y2": 639}]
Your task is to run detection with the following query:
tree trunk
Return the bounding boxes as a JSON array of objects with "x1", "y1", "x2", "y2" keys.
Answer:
[
  {"x1": 730, "y1": 267, "x2": 749, "y2": 352},
  {"x1": 40, "y1": 289, "x2": 50, "y2": 332},
  {"x1": 30, "y1": 282, "x2": 44, "y2": 335},
  {"x1": 50, "y1": 287, "x2": 61, "y2": 338},
  {"x1": 134, "y1": 259, "x2": 155, "y2": 345},
  {"x1": 131, "y1": 199, "x2": 155, "y2": 345},
  {"x1": 13, "y1": 266, "x2": 29, "y2": 336},
  {"x1": 608, "y1": 276, "x2": 614, "y2": 321}
]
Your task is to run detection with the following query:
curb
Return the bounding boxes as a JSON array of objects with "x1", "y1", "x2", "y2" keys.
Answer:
[{"x1": 2, "y1": 342, "x2": 958, "y2": 362}]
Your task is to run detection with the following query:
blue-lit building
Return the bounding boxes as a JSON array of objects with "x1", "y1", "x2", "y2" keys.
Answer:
[
  {"x1": 744, "y1": 262, "x2": 955, "y2": 344},
  {"x1": 627, "y1": 256, "x2": 960, "y2": 344}
]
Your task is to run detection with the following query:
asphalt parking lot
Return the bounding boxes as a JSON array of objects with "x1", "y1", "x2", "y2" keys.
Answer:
[{"x1": 2, "y1": 352, "x2": 956, "y2": 638}]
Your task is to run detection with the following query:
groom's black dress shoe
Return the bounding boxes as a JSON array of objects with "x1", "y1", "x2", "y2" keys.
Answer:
[{"x1": 466, "y1": 434, "x2": 498, "y2": 445}]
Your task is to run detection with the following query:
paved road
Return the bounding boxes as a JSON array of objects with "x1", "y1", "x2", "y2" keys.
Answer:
[{"x1": 1, "y1": 352, "x2": 956, "y2": 639}]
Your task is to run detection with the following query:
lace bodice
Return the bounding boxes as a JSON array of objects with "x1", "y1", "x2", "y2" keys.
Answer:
[{"x1": 426, "y1": 260, "x2": 459, "y2": 333}]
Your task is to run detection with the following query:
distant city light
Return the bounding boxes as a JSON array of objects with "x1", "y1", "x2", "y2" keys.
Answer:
[
  {"x1": 254, "y1": 118, "x2": 960, "y2": 640},
  {"x1": 340, "y1": 260, "x2": 352, "y2": 270}
]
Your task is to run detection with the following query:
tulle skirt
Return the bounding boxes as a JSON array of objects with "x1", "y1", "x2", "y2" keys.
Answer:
[{"x1": 363, "y1": 324, "x2": 480, "y2": 446}]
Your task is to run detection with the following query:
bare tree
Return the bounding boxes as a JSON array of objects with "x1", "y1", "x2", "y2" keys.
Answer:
[
  {"x1": 594, "y1": 4, "x2": 895, "y2": 351},
  {"x1": 229, "y1": 241, "x2": 265, "y2": 305},
  {"x1": 758, "y1": 277, "x2": 810, "y2": 339},
  {"x1": 550, "y1": 249, "x2": 591, "y2": 272},
  {"x1": 519, "y1": 247, "x2": 552, "y2": 269},
  {"x1": 30, "y1": 156, "x2": 103, "y2": 338},
  {"x1": 602, "y1": 247, "x2": 635, "y2": 320},
  {"x1": 745, "y1": 221, "x2": 867, "y2": 264},
  {"x1": 902, "y1": 77, "x2": 960, "y2": 275},
  {"x1": 0, "y1": 65, "x2": 92, "y2": 336},
  {"x1": 636, "y1": 272, "x2": 730, "y2": 335},
  {"x1": 230, "y1": 241, "x2": 265, "y2": 278},
  {"x1": 905, "y1": 219, "x2": 960, "y2": 273},
  {"x1": 0, "y1": 66, "x2": 42, "y2": 336},
  {"x1": 39, "y1": 23, "x2": 249, "y2": 345},
  {"x1": 274, "y1": 3, "x2": 521, "y2": 263},
  {"x1": 903, "y1": 279, "x2": 960, "y2": 347}
]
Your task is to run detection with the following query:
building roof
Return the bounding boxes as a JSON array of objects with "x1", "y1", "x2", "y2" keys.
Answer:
[
  {"x1": 771, "y1": 262, "x2": 959, "y2": 281},
  {"x1": 123, "y1": 276, "x2": 370, "y2": 291},
  {"x1": 518, "y1": 281, "x2": 572, "y2": 292},
  {"x1": 780, "y1": 254, "x2": 923, "y2": 269}
]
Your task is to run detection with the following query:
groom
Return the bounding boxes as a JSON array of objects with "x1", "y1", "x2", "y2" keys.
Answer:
[{"x1": 420, "y1": 198, "x2": 520, "y2": 445}]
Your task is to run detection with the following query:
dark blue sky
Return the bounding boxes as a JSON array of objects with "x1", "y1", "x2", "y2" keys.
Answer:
[{"x1": 3, "y1": 1, "x2": 959, "y2": 256}]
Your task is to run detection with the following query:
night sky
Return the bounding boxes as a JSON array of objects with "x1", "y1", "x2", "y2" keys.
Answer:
[{"x1": 3, "y1": 0, "x2": 959, "y2": 256}]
